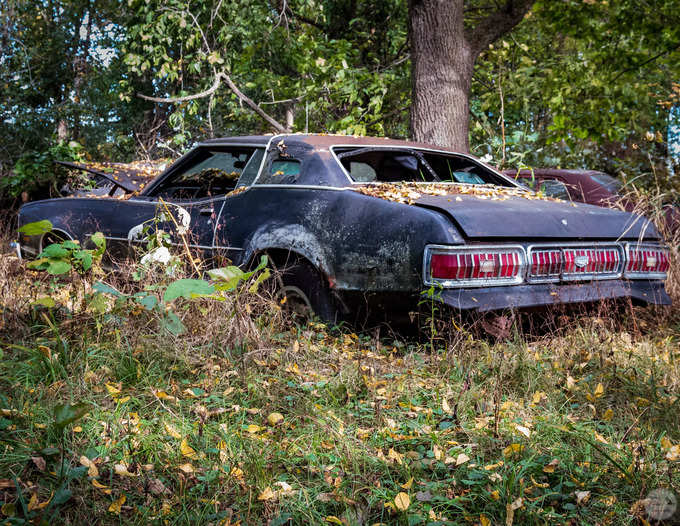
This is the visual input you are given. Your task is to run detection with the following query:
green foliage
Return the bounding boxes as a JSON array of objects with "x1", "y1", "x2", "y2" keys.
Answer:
[
  {"x1": 163, "y1": 279, "x2": 215, "y2": 302},
  {"x1": 53, "y1": 403, "x2": 91, "y2": 431},
  {"x1": 470, "y1": 0, "x2": 680, "y2": 177},
  {"x1": 3, "y1": 142, "x2": 84, "y2": 199},
  {"x1": 18, "y1": 220, "x2": 53, "y2": 236},
  {"x1": 27, "y1": 229, "x2": 105, "y2": 276}
]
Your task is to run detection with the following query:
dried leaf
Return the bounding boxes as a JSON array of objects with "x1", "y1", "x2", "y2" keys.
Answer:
[
  {"x1": 515, "y1": 425, "x2": 531, "y2": 439},
  {"x1": 246, "y1": 424, "x2": 263, "y2": 434},
  {"x1": 92, "y1": 479, "x2": 112, "y2": 494},
  {"x1": 178, "y1": 463, "x2": 194, "y2": 474},
  {"x1": 258, "y1": 487, "x2": 276, "y2": 501},
  {"x1": 108, "y1": 494, "x2": 125, "y2": 514},
  {"x1": 325, "y1": 516, "x2": 343, "y2": 525},
  {"x1": 575, "y1": 490, "x2": 591, "y2": 505},
  {"x1": 267, "y1": 412, "x2": 284, "y2": 426},
  {"x1": 79, "y1": 455, "x2": 99, "y2": 478},
  {"x1": 148, "y1": 478, "x2": 170, "y2": 495},
  {"x1": 594, "y1": 383, "x2": 604, "y2": 398},
  {"x1": 114, "y1": 463, "x2": 137, "y2": 477},
  {"x1": 456, "y1": 453, "x2": 470, "y2": 466},
  {"x1": 164, "y1": 423, "x2": 182, "y2": 439},
  {"x1": 543, "y1": 459, "x2": 560, "y2": 473},
  {"x1": 400, "y1": 477, "x2": 414, "y2": 490},
  {"x1": 394, "y1": 492, "x2": 410, "y2": 511},
  {"x1": 31, "y1": 456, "x2": 46, "y2": 472},
  {"x1": 180, "y1": 438, "x2": 198, "y2": 460}
]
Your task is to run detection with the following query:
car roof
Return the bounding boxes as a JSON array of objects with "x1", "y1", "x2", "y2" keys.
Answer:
[{"x1": 199, "y1": 133, "x2": 462, "y2": 153}]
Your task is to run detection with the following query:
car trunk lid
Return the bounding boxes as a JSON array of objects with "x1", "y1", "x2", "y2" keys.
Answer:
[{"x1": 414, "y1": 194, "x2": 658, "y2": 240}]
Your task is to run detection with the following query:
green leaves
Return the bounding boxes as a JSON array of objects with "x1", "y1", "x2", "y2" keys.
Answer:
[
  {"x1": 163, "y1": 279, "x2": 215, "y2": 302},
  {"x1": 18, "y1": 220, "x2": 53, "y2": 236},
  {"x1": 28, "y1": 231, "x2": 106, "y2": 276},
  {"x1": 53, "y1": 403, "x2": 91, "y2": 431}
]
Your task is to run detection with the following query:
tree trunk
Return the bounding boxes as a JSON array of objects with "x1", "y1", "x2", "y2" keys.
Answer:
[
  {"x1": 409, "y1": 0, "x2": 473, "y2": 152},
  {"x1": 409, "y1": 0, "x2": 535, "y2": 152}
]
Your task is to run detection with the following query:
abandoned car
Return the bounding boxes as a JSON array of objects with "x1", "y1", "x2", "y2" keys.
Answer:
[{"x1": 16, "y1": 135, "x2": 671, "y2": 320}]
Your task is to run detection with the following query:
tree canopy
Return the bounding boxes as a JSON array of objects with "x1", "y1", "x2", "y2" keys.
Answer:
[{"x1": 1, "y1": 0, "x2": 679, "y2": 198}]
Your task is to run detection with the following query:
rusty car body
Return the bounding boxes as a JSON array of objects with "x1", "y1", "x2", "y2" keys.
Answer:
[{"x1": 16, "y1": 135, "x2": 672, "y2": 320}]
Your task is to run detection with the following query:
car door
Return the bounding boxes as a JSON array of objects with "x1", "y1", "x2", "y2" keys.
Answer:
[{"x1": 124, "y1": 145, "x2": 264, "y2": 261}]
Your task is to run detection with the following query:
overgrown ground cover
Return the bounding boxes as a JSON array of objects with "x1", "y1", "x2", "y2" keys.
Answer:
[{"x1": 1, "y1": 222, "x2": 679, "y2": 525}]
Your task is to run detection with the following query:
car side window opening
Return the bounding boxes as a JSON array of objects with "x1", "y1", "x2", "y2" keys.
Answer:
[
  {"x1": 336, "y1": 147, "x2": 512, "y2": 187},
  {"x1": 256, "y1": 158, "x2": 302, "y2": 185},
  {"x1": 151, "y1": 147, "x2": 261, "y2": 199},
  {"x1": 235, "y1": 148, "x2": 265, "y2": 188}
]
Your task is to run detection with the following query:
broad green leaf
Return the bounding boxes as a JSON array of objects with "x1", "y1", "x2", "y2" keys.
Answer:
[
  {"x1": 138, "y1": 294, "x2": 158, "y2": 310},
  {"x1": 164, "y1": 279, "x2": 214, "y2": 302},
  {"x1": 40, "y1": 244, "x2": 69, "y2": 258},
  {"x1": 47, "y1": 261, "x2": 72, "y2": 275},
  {"x1": 53, "y1": 403, "x2": 91, "y2": 430},
  {"x1": 18, "y1": 220, "x2": 53, "y2": 236},
  {"x1": 32, "y1": 296, "x2": 56, "y2": 308},
  {"x1": 93, "y1": 282, "x2": 123, "y2": 297},
  {"x1": 162, "y1": 310, "x2": 185, "y2": 335}
]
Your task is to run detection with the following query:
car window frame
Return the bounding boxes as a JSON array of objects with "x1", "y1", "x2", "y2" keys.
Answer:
[
  {"x1": 330, "y1": 144, "x2": 523, "y2": 189},
  {"x1": 141, "y1": 142, "x2": 270, "y2": 199}
]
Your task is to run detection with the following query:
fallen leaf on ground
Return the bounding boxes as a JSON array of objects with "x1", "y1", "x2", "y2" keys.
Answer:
[
  {"x1": 79, "y1": 455, "x2": 99, "y2": 477},
  {"x1": 267, "y1": 412, "x2": 284, "y2": 426},
  {"x1": 394, "y1": 492, "x2": 410, "y2": 511},
  {"x1": 108, "y1": 494, "x2": 125, "y2": 514},
  {"x1": 164, "y1": 423, "x2": 182, "y2": 439},
  {"x1": 258, "y1": 487, "x2": 276, "y2": 501},
  {"x1": 180, "y1": 438, "x2": 198, "y2": 460}
]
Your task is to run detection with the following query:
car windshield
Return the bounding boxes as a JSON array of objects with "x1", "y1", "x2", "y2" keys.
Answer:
[
  {"x1": 335, "y1": 147, "x2": 514, "y2": 187},
  {"x1": 589, "y1": 172, "x2": 622, "y2": 194}
]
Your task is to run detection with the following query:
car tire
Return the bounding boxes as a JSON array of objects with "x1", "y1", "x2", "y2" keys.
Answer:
[{"x1": 271, "y1": 257, "x2": 340, "y2": 323}]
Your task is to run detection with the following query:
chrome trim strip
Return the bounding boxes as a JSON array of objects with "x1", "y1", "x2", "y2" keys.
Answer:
[
  {"x1": 329, "y1": 144, "x2": 523, "y2": 188},
  {"x1": 423, "y1": 244, "x2": 527, "y2": 288},
  {"x1": 623, "y1": 242, "x2": 669, "y2": 280},
  {"x1": 250, "y1": 134, "x2": 282, "y2": 186},
  {"x1": 102, "y1": 236, "x2": 243, "y2": 252}
]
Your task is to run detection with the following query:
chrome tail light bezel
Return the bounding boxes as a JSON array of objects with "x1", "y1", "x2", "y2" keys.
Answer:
[
  {"x1": 526, "y1": 243, "x2": 624, "y2": 283},
  {"x1": 624, "y1": 243, "x2": 671, "y2": 280},
  {"x1": 423, "y1": 244, "x2": 526, "y2": 288},
  {"x1": 423, "y1": 241, "x2": 669, "y2": 288}
]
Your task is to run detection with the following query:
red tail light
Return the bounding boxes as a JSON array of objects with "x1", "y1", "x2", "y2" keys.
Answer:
[
  {"x1": 426, "y1": 246, "x2": 525, "y2": 287},
  {"x1": 529, "y1": 249, "x2": 562, "y2": 280},
  {"x1": 625, "y1": 244, "x2": 670, "y2": 278}
]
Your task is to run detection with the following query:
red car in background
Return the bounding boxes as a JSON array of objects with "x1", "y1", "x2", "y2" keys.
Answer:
[{"x1": 504, "y1": 169, "x2": 679, "y2": 234}]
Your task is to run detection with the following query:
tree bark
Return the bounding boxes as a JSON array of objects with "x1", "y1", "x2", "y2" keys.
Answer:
[
  {"x1": 409, "y1": 0, "x2": 535, "y2": 152},
  {"x1": 409, "y1": 0, "x2": 473, "y2": 152}
]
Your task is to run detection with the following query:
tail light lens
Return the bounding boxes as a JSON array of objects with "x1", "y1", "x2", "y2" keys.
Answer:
[
  {"x1": 529, "y1": 249, "x2": 562, "y2": 281},
  {"x1": 625, "y1": 244, "x2": 670, "y2": 279},
  {"x1": 425, "y1": 245, "x2": 525, "y2": 287}
]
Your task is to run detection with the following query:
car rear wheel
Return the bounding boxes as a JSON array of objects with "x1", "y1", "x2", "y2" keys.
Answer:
[{"x1": 269, "y1": 257, "x2": 340, "y2": 323}]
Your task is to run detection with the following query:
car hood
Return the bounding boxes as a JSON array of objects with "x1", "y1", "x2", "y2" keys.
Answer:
[{"x1": 414, "y1": 194, "x2": 659, "y2": 240}]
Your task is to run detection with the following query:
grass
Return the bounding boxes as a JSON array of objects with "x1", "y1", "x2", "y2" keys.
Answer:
[{"x1": 1, "y1": 221, "x2": 680, "y2": 525}]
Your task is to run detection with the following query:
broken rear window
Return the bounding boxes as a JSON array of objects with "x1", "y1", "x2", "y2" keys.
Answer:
[{"x1": 334, "y1": 147, "x2": 513, "y2": 187}]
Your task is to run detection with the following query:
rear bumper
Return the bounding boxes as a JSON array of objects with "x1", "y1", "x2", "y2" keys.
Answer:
[{"x1": 437, "y1": 279, "x2": 671, "y2": 312}]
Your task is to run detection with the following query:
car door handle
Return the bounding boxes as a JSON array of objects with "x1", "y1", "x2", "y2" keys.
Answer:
[{"x1": 199, "y1": 207, "x2": 214, "y2": 216}]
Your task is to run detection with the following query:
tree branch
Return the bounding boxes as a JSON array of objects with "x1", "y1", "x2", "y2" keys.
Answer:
[
  {"x1": 136, "y1": 74, "x2": 224, "y2": 103},
  {"x1": 136, "y1": 72, "x2": 288, "y2": 133},
  {"x1": 466, "y1": 0, "x2": 535, "y2": 58}
]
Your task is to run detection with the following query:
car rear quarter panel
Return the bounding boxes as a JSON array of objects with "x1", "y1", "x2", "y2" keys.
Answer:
[{"x1": 215, "y1": 187, "x2": 463, "y2": 292}]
